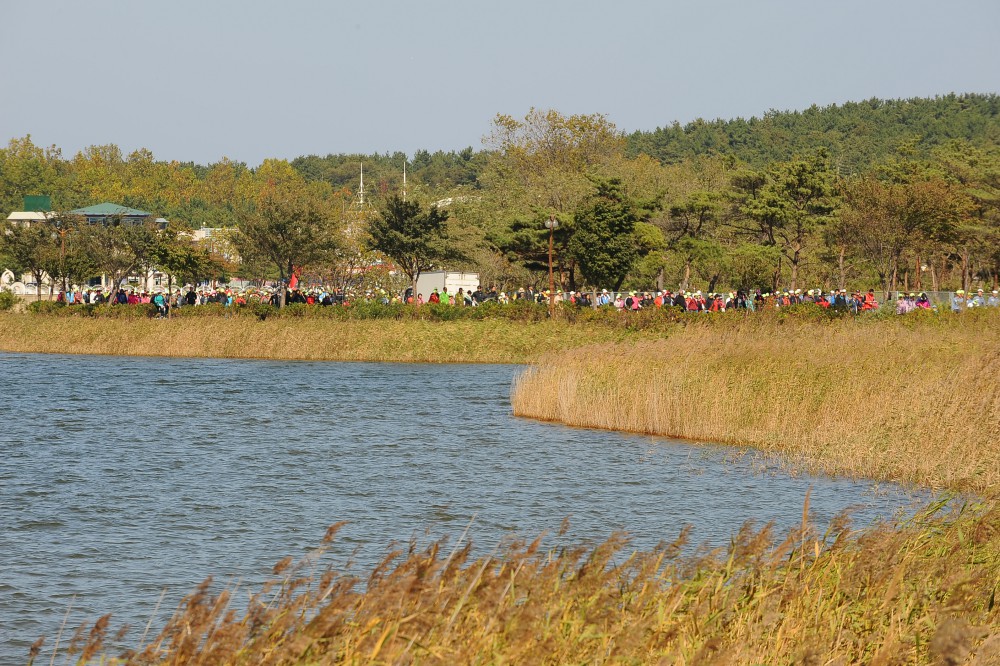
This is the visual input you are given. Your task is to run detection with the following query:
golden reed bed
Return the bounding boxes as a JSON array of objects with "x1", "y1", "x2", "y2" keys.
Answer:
[
  {"x1": 0, "y1": 313, "x2": 640, "y2": 364},
  {"x1": 41, "y1": 500, "x2": 1000, "y2": 665},
  {"x1": 512, "y1": 315, "x2": 1000, "y2": 494}
]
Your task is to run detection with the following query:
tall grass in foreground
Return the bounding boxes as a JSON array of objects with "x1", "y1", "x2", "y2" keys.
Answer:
[
  {"x1": 512, "y1": 315, "x2": 1000, "y2": 494},
  {"x1": 33, "y1": 500, "x2": 1000, "y2": 665}
]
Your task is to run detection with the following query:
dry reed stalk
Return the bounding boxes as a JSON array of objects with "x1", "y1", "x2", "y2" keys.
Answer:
[
  {"x1": 0, "y1": 314, "x2": 639, "y2": 365},
  {"x1": 512, "y1": 320, "x2": 1000, "y2": 494},
  {"x1": 67, "y1": 500, "x2": 999, "y2": 665}
]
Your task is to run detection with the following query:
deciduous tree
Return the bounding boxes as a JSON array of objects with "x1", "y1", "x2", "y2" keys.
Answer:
[
  {"x1": 841, "y1": 173, "x2": 974, "y2": 294},
  {"x1": 0, "y1": 218, "x2": 58, "y2": 300},
  {"x1": 79, "y1": 217, "x2": 159, "y2": 299},
  {"x1": 368, "y1": 194, "x2": 450, "y2": 297},
  {"x1": 483, "y1": 108, "x2": 624, "y2": 216},
  {"x1": 233, "y1": 161, "x2": 341, "y2": 305}
]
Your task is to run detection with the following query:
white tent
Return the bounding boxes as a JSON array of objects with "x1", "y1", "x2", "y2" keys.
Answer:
[{"x1": 5, "y1": 211, "x2": 54, "y2": 226}]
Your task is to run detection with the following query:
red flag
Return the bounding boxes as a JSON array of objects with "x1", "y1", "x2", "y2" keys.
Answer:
[{"x1": 288, "y1": 271, "x2": 299, "y2": 290}]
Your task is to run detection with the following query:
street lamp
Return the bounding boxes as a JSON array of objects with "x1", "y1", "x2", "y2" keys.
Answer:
[{"x1": 544, "y1": 214, "x2": 559, "y2": 316}]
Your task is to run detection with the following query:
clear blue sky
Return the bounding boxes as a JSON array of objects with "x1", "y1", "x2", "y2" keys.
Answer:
[{"x1": 4, "y1": 0, "x2": 998, "y2": 166}]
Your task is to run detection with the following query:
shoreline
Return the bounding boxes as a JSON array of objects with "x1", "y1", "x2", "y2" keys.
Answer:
[
  {"x1": 0, "y1": 313, "x2": 651, "y2": 365},
  {"x1": 5, "y1": 310, "x2": 999, "y2": 494}
]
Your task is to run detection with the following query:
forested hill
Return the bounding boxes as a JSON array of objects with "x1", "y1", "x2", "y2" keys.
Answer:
[
  {"x1": 289, "y1": 94, "x2": 1000, "y2": 192},
  {"x1": 625, "y1": 93, "x2": 1000, "y2": 172},
  {"x1": 291, "y1": 147, "x2": 483, "y2": 194}
]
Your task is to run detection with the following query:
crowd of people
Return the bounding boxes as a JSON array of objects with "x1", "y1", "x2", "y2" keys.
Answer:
[
  {"x1": 53, "y1": 283, "x2": 1000, "y2": 316},
  {"x1": 947, "y1": 288, "x2": 1000, "y2": 312},
  {"x1": 409, "y1": 285, "x2": 1000, "y2": 314}
]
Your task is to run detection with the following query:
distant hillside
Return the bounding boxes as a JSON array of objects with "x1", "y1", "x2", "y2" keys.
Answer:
[
  {"x1": 287, "y1": 95, "x2": 1000, "y2": 191},
  {"x1": 291, "y1": 148, "x2": 483, "y2": 196},
  {"x1": 625, "y1": 93, "x2": 1000, "y2": 172}
]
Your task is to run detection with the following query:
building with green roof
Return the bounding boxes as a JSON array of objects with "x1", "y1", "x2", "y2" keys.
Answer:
[{"x1": 69, "y1": 202, "x2": 151, "y2": 224}]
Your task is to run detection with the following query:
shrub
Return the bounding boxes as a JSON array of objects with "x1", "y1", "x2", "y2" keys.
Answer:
[
  {"x1": 771, "y1": 302, "x2": 850, "y2": 323},
  {"x1": 0, "y1": 291, "x2": 16, "y2": 311},
  {"x1": 224, "y1": 301, "x2": 273, "y2": 321},
  {"x1": 276, "y1": 302, "x2": 310, "y2": 318},
  {"x1": 26, "y1": 300, "x2": 67, "y2": 314},
  {"x1": 343, "y1": 301, "x2": 407, "y2": 320},
  {"x1": 492, "y1": 300, "x2": 549, "y2": 323},
  {"x1": 24, "y1": 301, "x2": 160, "y2": 319}
]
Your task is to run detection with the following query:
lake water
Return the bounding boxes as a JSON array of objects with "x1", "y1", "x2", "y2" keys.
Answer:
[{"x1": 0, "y1": 352, "x2": 925, "y2": 662}]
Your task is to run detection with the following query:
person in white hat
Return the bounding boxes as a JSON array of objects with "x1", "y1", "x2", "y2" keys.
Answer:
[{"x1": 988, "y1": 290, "x2": 1000, "y2": 308}]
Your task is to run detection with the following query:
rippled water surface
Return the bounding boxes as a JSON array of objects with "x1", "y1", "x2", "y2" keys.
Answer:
[{"x1": 0, "y1": 352, "x2": 924, "y2": 662}]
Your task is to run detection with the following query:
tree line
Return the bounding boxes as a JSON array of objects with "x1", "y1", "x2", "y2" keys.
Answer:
[{"x1": 1, "y1": 94, "x2": 998, "y2": 298}]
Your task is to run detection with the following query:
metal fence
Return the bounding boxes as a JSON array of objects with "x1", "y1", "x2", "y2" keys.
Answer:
[{"x1": 889, "y1": 290, "x2": 998, "y2": 308}]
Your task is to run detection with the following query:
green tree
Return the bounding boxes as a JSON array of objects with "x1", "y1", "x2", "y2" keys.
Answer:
[
  {"x1": 60, "y1": 226, "x2": 100, "y2": 291},
  {"x1": 0, "y1": 218, "x2": 59, "y2": 300},
  {"x1": 65, "y1": 144, "x2": 129, "y2": 207},
  {"x1": 150, "y1": 222, "x2": 223, "y2": 294},
  {"x1": 0, "y1": 136, "x2": 63, "y2": 213},
  {"x1": 40, "y1": 213, "x2": 95, "y2": 293},
  {"x1": 368, "y1": 194, "x2": 450, "y2": 296},
  {"x1": 842, "y1": 170, "x2": 974, "y2": 294},
  {"x1": 626, "y1": 94, "x2": 1000, "y2": 172},
  {"x1": 726, "y1": 243, "x2": 782, "y2": 292},
  {"x1": 485, "y1": 211, "x2": 575, "y2": 287},
  {"x1": 731, "y1": 150, "x2": 838, "y2": 290},
  {"x1": 665, "y1": 190, "x2": 724, "y2": 290},
  {"x1": 482, "y1": 108, "x2": 624, "y2": 216},
  {"x1": 569, "y1": 179, "x2": 656, "y2": 291},
  {"x1": 79, "y1": 217, "x2": 160, "y2": 299},
  {"x1": 932, "y1": 141, "x2": 1000, "y2": 290},
  {"x1": 680, "y1": 237, "x2": 727, "y2": 293},
  {"x1": 232, "y1": 161, "x2": 341, "y2": 306}
]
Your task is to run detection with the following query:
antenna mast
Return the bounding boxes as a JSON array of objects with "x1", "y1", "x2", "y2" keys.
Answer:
[
  {"x1": 344, "y1": 162, "x2": 378, "y2": 238},
  {"x1": 358, "y1": 162, "x2": 365, "y2": 206}
]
